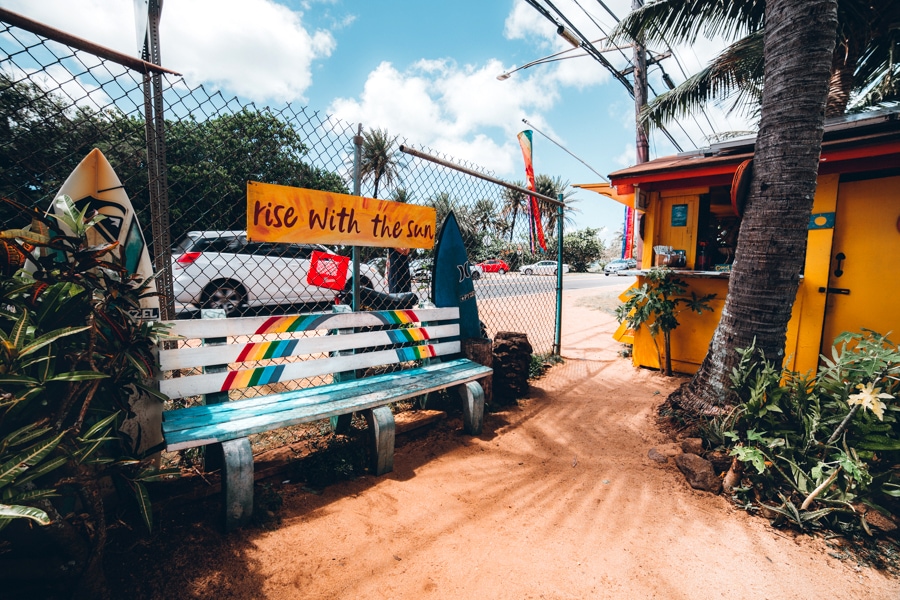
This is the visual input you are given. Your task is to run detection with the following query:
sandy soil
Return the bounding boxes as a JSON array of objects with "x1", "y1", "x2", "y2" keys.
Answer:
[{"x1": 107, "y1": 278, "x2": 898, "y2": 599}]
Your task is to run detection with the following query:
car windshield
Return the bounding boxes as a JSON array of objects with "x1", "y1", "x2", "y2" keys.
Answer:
[{"x1": 173, "y1": 235, "x2": 238, "y2": 253}]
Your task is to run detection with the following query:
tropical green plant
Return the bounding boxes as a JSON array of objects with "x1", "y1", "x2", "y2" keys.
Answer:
[
  {"x1": 716, "y1": 330, "x2": 900, "y2": 534},
  {"x1": 616, "y1": 268, "x2": 716, "y2": 376},
  {"x1": 0, "y1": 196, "x2": 174, "y2": 595}
]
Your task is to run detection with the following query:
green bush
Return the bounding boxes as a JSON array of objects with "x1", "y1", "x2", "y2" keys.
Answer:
[
  {"x1": 0, "y1": 196, "x2": 173, "y2": 594},
  {"x1": 714, "y1": 330, "x2": 899, "y2": 533}
]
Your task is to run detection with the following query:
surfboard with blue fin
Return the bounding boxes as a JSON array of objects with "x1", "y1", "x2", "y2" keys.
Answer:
[{"x1": 431, "y1": 211, "x2": 480, "y2": 341}]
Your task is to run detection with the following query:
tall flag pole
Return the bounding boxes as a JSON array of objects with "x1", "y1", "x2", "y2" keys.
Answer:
[{"x1": 516, "y1": 130, "x2": 547, "y2": 253}]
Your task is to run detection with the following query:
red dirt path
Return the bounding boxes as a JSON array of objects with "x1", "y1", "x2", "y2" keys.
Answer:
[{"x1": 107, "y1": 280, "x2": 897, "y2": 599}]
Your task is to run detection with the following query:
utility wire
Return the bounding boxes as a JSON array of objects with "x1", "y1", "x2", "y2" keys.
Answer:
[
  {"x1": 522, "y1": 118, "x2": 608, "y2": 182},
  {"x1": 529, "y1": 0, "x2": 685, "y2": 152}
]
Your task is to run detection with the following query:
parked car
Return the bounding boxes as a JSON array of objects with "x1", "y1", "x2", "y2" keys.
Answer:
[
  {"x1": 603, "y1": 258, "x2": 638, "y2": 276},
  {"x1": 171, "y1": 231, "x2": 388, "y2": 316},
  {"x1": 472, "y1": 259, "x2": 510, "y2": 277},
  {"x1": 410, "y1": 258, "x2": 433, "y2": 283},
  {"x1": 518, "y1": 260, "x2": 569, "y2": 276}
]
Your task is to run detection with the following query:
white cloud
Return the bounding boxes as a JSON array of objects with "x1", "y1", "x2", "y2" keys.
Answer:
[
  {"x1": 3, "y1": 0, "x2": 334, "y2": 103},
  {"x1": 327, "y1": 59, "x2": 567, "y2": 177}
]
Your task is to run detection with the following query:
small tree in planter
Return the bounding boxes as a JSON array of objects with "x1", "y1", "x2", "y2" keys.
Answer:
[
  {"x1": 0, "y1": 197, "x2": 173, "y2": 597},
  {"x1": 616, "y1": 268, "x2": 716, "y2": 376}
]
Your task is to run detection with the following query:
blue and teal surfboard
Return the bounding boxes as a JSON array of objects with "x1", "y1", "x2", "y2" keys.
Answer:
[{"x1": 431, "y1": 211, "x2": 480, "y2": 340}]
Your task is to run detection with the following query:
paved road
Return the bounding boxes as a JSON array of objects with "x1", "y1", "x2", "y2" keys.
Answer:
[
  {"x1": 177, "y1": 272, "x2": 634, "y2": 317},
  {"x1": 446, "y1": 272, "x2": 634, "y2": 300}
]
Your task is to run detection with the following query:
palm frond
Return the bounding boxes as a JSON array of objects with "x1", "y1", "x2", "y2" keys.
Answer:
[
  {"x1": 612, "y1": 0, "x2": 764, "y2": 47},
  {"x1": 642, "y1": 31, "x2": 764, "y2": 130}
]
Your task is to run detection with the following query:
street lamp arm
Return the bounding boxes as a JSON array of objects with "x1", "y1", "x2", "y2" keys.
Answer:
[{"x1": 497, "y1": 52, "x2": 588, "y2": 80}]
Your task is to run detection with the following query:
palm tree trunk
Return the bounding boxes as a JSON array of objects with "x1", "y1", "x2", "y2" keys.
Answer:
[
  {"x1": 672, "y1": 0, "x2": 838, "y2": 415},
  {"x1": 509, "y1": 208, "x2": 518, "y2": 242}
]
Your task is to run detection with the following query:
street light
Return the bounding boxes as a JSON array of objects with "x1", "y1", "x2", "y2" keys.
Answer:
[{"x1": 496, "y1": 37, "x2": 628, "y2": 81}]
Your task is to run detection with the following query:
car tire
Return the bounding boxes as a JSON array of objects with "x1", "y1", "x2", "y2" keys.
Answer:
[
  {"x1": 605, "y1": 272, "x2": 610, "y2": 276},
  {"x1": 470, "y1": 269, "x2": 481, "y2": 280},
  {"x1": 202, "y1": 280, "x2": 246, "y2": 317},
  {"x1": 498, "y1": 268, "x2": 506, "y2": 275},
  {"x1": 524, "y1": 268, "x2": 533, "y2": 276},
  {"x1": 552, "y1": 269, "x2": 557, "y2": 276}
]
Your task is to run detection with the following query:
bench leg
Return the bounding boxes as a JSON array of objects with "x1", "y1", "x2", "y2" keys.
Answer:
[
  {"x1": 221, "y1": 438, "x2": 254, "y2": 532},
  {"x1": 455, "y1": 381, "x2": 485, "y2": 435},
  {"x1": 330, "y1": 413, "x2": 353, "y2": 434},
  {"x1": 363, "y1": 406, "x2": 395, "y2": 476}
]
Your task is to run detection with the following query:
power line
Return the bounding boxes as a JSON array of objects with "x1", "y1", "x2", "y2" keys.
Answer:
[{"x1": 524, "y1": 0, "x2": 686, "y2": 152}]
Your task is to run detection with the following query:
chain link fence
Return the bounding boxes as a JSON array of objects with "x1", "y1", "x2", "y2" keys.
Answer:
[{"x1": 0, "y1": 13, "x2": 563, "y2": 363}]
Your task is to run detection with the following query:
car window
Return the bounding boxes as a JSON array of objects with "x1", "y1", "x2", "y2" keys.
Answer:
[
  {"x1": 282, "y1": 245, "x2": 314, "y2": 260},
  {"x1": 173, "y1": 235, "x2": 236, "y2": 253},
  {"x1": 241, "y1": 242, "x2": 283, "y2": 257}
]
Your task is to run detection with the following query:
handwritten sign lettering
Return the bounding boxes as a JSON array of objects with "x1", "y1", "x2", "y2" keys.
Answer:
[{"x1": 247, "y1": 181, "x2": 436, "y2": 249}]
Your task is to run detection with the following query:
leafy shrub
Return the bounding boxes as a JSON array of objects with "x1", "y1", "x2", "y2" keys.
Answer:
[
  {"x1": 616, "y1": 268, "x2": 716, "y2": 375},
  {"x1": 0, "y1": 197, "x2": 173, "y2": 593},
  {"x1": 717, "y1": 331, "x2": 899, "y2": 533}
]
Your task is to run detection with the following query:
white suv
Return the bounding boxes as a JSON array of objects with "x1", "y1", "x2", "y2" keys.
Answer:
[{"x1": 171, "y1": 231, "x2": 388, "y2": 316}]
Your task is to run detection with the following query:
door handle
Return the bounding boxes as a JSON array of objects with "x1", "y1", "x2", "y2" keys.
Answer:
[
  {"x1": 818, "y1": 287, "x2": 850, "y2": 295},
  {"x1": 834, "y1": 252, "x2": 845, "y2": 277}
]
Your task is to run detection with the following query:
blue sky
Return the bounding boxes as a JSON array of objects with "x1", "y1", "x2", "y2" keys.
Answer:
[{"x1": 2, "y1": 0, "x2": 745, "y2": 240}]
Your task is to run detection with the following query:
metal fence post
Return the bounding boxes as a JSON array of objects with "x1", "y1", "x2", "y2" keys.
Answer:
[
  {"x1": 554, "y1": 195, "x2": 564, "y2": 355},
  {"x1": 351, "y1": 125, "x2": 363, "y2": 311},
  {"x1": 143, "y1": 0, "x2": 173, "y2": 320}
]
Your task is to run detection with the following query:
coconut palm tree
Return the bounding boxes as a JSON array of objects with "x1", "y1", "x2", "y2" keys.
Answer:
[
  {"x1": 613, "y1": 0, "x2": 898, "y2": 130},
  {"x1": 500, "y1": 183, "x2": 529, "y2": 242},
  {"x1": 667, "y1": 0, "x2": 840, "y2": 414},
  {"x1": 359, "y1": 128, "x2": 401, "y2": 199},
  {"x1": 534, "y1": 174, "x2": 580, "y2": 233},
  {"x1": 471, "y1": 197, "x2": 500, "y2": 237}
]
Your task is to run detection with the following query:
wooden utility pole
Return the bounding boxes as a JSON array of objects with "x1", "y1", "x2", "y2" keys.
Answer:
[{"x1": 632, "y1": 0, "x2": 649, "y2": 165}]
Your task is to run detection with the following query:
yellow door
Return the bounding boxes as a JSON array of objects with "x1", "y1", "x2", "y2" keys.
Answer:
[{"x1": 820, "y1": 175, "x2": 900, "y2": 351}]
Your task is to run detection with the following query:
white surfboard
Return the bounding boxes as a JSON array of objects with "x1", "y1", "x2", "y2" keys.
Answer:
[
  {"x1": 54, "y1": 148, "x2": 163, "y2": 456},
  {"x1": 55, "y1": 148, "x2": 161, "y2": 321}
]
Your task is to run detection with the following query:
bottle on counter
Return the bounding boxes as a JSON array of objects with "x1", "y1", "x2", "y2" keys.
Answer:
[{"x1": 696, "y1": 241, "x2": 711, "y2": 271}]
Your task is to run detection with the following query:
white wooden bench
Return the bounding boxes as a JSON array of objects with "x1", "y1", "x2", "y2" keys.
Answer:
[{"x1": 156, "y1": 306, "x2": 491, "y2": 530}]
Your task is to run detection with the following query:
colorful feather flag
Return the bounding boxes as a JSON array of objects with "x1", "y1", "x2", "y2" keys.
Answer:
[{"x1": 516, "y1": 130, "x2": 547, "y2": 252}]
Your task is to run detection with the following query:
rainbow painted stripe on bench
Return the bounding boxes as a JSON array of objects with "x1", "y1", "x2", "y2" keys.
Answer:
[
  {"x1": 218, "y1": 343, "x2": 439, "y2": 391},
  {"x1": 253, "y1": 309, "x2": 425, "y2": 335},
  {"x1": 395, "y1": 344, "x2": 437, "y2": 361},
  {"x1": 231, "y1": 325, "x2": 432, "y2": 364}
]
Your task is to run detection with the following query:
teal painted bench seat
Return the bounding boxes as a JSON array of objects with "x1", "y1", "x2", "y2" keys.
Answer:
[{"x1": 156, "y1": 306, "x2": 491, "y2": 530}]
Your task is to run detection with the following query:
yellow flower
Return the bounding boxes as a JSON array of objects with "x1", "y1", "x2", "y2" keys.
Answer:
[{"x1": 847, "y1": 381, "x2": 893, "y2": 421}]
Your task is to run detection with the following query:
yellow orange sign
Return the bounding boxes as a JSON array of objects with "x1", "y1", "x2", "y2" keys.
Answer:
[{"x1": 247, "y1": 181, "x2": 436, "y2": 249}]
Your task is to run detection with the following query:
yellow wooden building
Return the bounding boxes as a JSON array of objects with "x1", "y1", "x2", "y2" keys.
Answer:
[{"x1": 579, "y1": 109, "x2": 900, "y2": 375}]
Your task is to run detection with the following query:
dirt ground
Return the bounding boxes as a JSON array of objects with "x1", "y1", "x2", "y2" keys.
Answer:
[{"x1": 107, "y1": 278, "x2": 899, "y2": 599}]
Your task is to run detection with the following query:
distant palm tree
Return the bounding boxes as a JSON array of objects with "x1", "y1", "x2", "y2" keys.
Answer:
[
  {"x1": 390, "y1": 187, "x2": 411, "y2": 204},
  {"x1": 500, "y1": 183, "x2": 528, "y2": 242},
  {"x1": 471, "y1": 197, "x2": 500, "y2": 236},
  {"x1": 360, "y1": 128, "x2": 401, "y2": 199},
  {"x1": 534, "y1": 174, "x2": 579, "y2": 233}
]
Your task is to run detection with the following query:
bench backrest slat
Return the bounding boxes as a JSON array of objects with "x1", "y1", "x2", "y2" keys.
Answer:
[
  {"x1": 158, "y1": 323, "x2": 460, "y2": 372},
  {"x1": 162, "y1": 307, "x2": 460, "y2": 339},
  {"x1": 159, "y1": 340, "x2": 461, "y2": 399}
]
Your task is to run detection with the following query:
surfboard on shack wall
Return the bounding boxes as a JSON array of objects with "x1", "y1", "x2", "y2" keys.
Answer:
[
  {"x1": 55, "y1": 148, "x2": 160, "y2": 321},
  {"x1": 431, "y1": 211, "x2": 481, "y2": 341}
]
